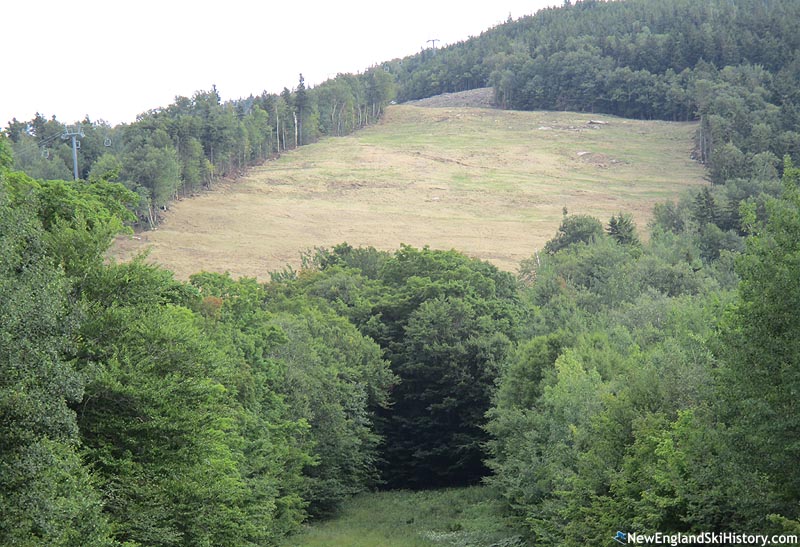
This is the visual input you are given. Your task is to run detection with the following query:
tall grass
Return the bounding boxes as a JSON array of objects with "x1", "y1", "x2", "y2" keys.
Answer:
[{"x1": 280, "y1": 486, "x2": 526, "y2": 547}]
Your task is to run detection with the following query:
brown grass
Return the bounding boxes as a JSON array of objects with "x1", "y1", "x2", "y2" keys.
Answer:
[{"x1": 110, "y1": 105, "x2": 706, "y2": 280}]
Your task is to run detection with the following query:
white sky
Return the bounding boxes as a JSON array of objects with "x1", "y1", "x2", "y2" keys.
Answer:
[{"x1": 1, "y1": 1, "x2": 559, "y2": 127}]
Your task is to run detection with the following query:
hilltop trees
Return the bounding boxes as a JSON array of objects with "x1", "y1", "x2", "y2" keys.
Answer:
[{"x1": 386, "y1": 0, "x2": 800, "y2": 188}]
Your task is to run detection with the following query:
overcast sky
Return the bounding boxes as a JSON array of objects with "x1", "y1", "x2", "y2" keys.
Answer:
[{"x1": 2, "y1": 1, "x2": 560, "y2": 127}]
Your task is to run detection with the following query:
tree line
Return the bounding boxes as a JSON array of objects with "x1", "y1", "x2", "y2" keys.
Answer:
[
  {"x1": 3, "y1": 68, "x2": 395, "y2": 229},
  {"x1": 385, "y1": 0, "x2": 800, "y2": 185}
]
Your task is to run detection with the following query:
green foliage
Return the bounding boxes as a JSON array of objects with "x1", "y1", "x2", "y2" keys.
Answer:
[
  {"x1": 486, "y1": 204, "x2": 761, "y2": 543},
  {"x1": 651, "y1": 200, "x2": 688, "y2": 234},
  {"x1": 314, "y1": 242, "x2": 391, "y2": 280},
  {"x1": 487, "y1": 292, "x2": 735, "y2": 542},
  {"x1": 88, "y1": 153, "x2": 122, "y2": 183},
  {"x1": 0, "y1": 167, "x2": 398, "y2": 544},
  {"x1": 2, "y1": 172, "x2": 136, "y2": 286},
  {"x1": 544, "y1": 214, "x2": 605, "y2": 254},
  {"x1": 607, "y1": 212, "x2": 641, "y2": 247},
  {"x1": 78, "y1": 282, "x2": 244, "y2": 546},
  {"x1": 77, "y1": 265, "x2": 315, "y2": 546},
  {"x1": 190, "y1": 272, "x2": 394, "y2": 518},
  {"x1": 709, "y1": 142, "x2": 748, "y2": 185},
  {"x1": 355, "y1": 246, "x2": 521, "y2": 488},
  {"x1": 276, "y1": 246, "x2": 522, "y2": 489},
  {"x1": 0, "y1": 134, "x2": 12, "y2": 169},
  {"x1": 493, "y1": 332, "x2": 570, "y2": 411},
  {"x1": 266, "y1": 306, "x2": 393, "y2": 515},
  {"x1": 716, "y1": 159, "x2": 800, "y2": 520},
  {"x1": 0, "y1": 182, "x2": 115, "y2": 546}
]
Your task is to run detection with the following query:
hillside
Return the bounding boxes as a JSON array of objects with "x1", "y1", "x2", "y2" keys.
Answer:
[
  {"x1": 111, "y1": 103, "x2": 704, "y2": 279},
  {"x1": 5, "y1": 1, "x2": 798, "y2": 544}
]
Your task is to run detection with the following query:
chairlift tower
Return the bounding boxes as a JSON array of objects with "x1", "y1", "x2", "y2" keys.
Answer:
[{"x1": 62, "y1": 125, "x2": 85, "y2": 180}]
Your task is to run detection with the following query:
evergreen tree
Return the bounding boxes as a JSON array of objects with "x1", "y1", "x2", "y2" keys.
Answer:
[
  {"x1": 296, "y1": 74, "x2": 308, "y2": 146},
  {"x1": 607, "y1": 212, "x2": 641, "y2": 246},
  {"x1": 544, "y1": 214, "x2": 605, "y2": 254}
]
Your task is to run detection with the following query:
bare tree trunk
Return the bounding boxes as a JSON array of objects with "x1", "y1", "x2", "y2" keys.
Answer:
[
  {"x1": 293, "y1": 111, "x2": 298, "y2": 148},
  {"x1": 275, "y1": 102, "x2": 280, "y2": 152},
  {"x1": 209, "y1": 145, "x2": 215, "y2": 183},
  {"x1": 147, "y1": 204, "x2": 156, "y2": 230}
]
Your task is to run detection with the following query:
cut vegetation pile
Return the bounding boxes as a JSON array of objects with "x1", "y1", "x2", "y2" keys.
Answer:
[
  {"x1": 111, "y1": 104, "x2": 705, "y2": 279},
  {"x1": 404, "y1": 87, "x2": 497, "y2": 108}
]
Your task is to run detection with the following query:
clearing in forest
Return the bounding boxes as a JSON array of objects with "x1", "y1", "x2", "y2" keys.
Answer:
[
  {"x1": 278, "y1": 487, "x2": 521, "y2": 547},
  {"x1": 111, "y1": 104, "x2": 705, "y2": 279}
]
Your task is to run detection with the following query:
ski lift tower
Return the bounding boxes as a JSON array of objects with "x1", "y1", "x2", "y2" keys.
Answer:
[{"x1": 62, "y1": 125, "x2": 85, "y2": 180}]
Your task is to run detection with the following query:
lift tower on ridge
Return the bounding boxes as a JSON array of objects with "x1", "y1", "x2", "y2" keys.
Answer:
[{"x1": 62, "y1": 125, "x2": 84, "y2": 180}]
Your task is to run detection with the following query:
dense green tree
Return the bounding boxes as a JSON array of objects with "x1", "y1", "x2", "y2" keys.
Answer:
[
  {"x1": 607, "y1": 212, "x2": 641, "y2": 246},
  {"x1": 77, "y1": 264, "x2": 316, "y2": 546},
  {"x1": 0, "y1": 172, "x2": 115, "y2": 547},
  {"x1": 544, "y1": 214, "x2": 605, "y2": 254},
  {"x1": 190, "y1": 272, "x2": 394, "y2": 518},
  {"x1": 87, "y1": 153, "x2": 122, "y2": 184},
  {"x1": 692, "y1": 186, "x2": 720, "y2": 226},
  {"x1": 265, "y1": 306, "x2": 393, "y2": 514},
  {"x1": 271, "y1": 244, "x2": 522, "y2": 488},
  {"x1": 0, "y1": 135, "x2": 12, "y2": 169},
  {"x1": 345, "y1": 246, "x2": 522, "y2": 487},
  {"x1": 716, "y1": 160, "x2": 800, "y2": 520},
  {"x1": 121, "y1": 135, "x2": 181, "y2": 228}
]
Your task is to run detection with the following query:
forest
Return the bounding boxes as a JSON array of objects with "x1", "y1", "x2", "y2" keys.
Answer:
[{"x1": 2, "y1": 0, "x2": 800, "y2": 545}]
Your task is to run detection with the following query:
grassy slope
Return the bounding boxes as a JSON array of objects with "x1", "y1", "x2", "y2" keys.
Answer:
[
  {"x1": 280, "y1": 487, "x2": 524, "y2": 547},
  {"x1": 111, "y1": 105, "x2": 705, "y2": 279}
]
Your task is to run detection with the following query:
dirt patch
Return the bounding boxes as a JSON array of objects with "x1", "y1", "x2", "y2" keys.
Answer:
[
  {"x1": 577, "y1": 151, "x2": 624, "y2": 168},
  {"x1": 404, "y1": 88, "x2": 496, "y2": 109}
]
